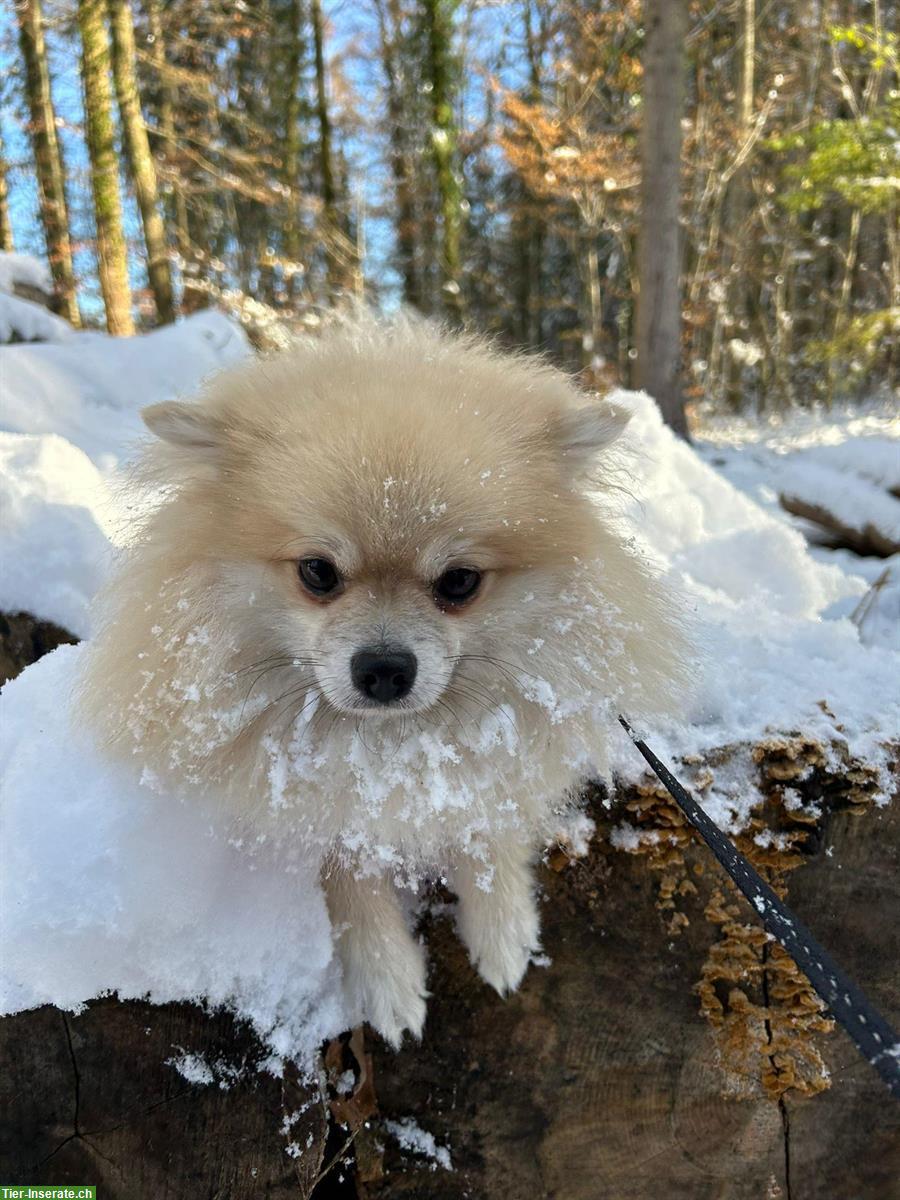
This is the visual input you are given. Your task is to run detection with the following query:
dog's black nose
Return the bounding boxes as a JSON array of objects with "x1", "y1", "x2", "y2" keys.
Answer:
[{"x1": 351, "y1": 647, "x2": 418, "y2": 704}]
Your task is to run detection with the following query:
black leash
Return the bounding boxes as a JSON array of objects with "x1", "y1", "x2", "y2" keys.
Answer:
[{"x1": 618, "y1": 716, "x2": 900, "y2": 1099}]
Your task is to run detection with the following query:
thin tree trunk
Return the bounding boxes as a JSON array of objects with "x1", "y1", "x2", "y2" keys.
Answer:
[
  {"x1": 228, "y1": 0, "x2": 269, "y2": 306},
  {"x1": 634, "y1": 0, "x2": 688, "y2": 437},
  {"x1": 108, "y1": 0, "x2": 174, "y2": 324},
  {"x1": 175, "y1": 11, "x2": 218, "y2": 293},
  {"x1": 78, "y1": 0, "x2": 135, "y2": 335},
  {"x1": 581, "y1": 231, "x2": 602, "y2": 370},
  {"x1": 311, "y1": 0, "x2": 342, "y2": 296},
  {"x1": 737, "y1": 0, "x2": 755, "y2": 155},
  {"x1": 0, "y1": 134, "x2": 14, "y2": 253},
  {"x1": 15, "y1": 0, "x2": 80, "y2": 325},
  {"x1": 423, "y1": 0, "x2": 464, "y2": 322},
  {"x1": 376, "y1": 0, "x2": 420, "y2": 308},
  {"x1": 887, "y1": 196, "x2": 898, "y2": 391},
  {"x1": 516, "y1": 0, "x2": 545, "y2": 346},
  {"x1": 143, "y1": 0, "x2": 189, "y2": 258},
  {"x1": 725, "y1": 0, "x2": 756, "y2": 411},
  {"x1": 827, "y1": 205, "x2": 862, "y2": 406},
  {"x1": 281, "y1": 0, "x2": 304, "y2": 272}
]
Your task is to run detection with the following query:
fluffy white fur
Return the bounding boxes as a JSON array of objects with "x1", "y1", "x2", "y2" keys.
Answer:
[{"x1": 81, "y1": 316, "x2": 686, "y2": 1046}]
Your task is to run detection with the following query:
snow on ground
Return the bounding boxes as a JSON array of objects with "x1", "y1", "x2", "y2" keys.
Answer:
[
  {"x1": 0, "y1": 307, "x2": 248, "y2": 468},
  {"x1": 695, "y1": 404, "x2": 899, "y2": 537},
  {"x1": 0, "y1": 251, "x2": 73, "y2": 345},
  {"x1": 694, "y1": 405, "x2": 900, "y2": 650},
  {"x1": 0, "y1": 309, "x2": 249, "y2": 631},
  {"x1": 0, "y1": 434, "x2": 112, "y2": 637},
  {"x1": 0, "y1": 313, "x2": 897, "y2": 1066},
  {"x1": 0, "y1": 250, "x2": 53, "y2": 297},
  {"x1": 0, "y1": 292, "x2": 75, "y2": 345},
  {"x1": 600, "y1": 392, "x2": 899, "y2": 830}
]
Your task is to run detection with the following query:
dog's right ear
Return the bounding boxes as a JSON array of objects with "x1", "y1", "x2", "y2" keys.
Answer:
[
  {"x1": 142, "y1": 401, "x2": 221, "y2": 453},
  {"x1": 556, "y1": 401, "x2": 631, "y2": 471}
]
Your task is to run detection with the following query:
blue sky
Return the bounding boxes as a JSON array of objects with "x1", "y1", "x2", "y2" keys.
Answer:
[{"x1": 0, "y1": 0, "x2": 532, "y2": 319}]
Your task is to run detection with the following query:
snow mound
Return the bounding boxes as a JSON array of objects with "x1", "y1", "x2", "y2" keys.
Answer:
[
  {"x1": 695, "y1": 403, "x2": 900, "y2": 649},
  {"x1": 0, "y1": 434, "x2": 113, "y2": 636},
  {"x1": 0, "y1": 251, "x2": 53, "y2": 297},
  {"x1": 0, "y1": 292, "x2": 74, "y2": 344},
  {"x1": 0, "y1": 309, "x2": 249, "y2": 469},
  {"x1": 608, "y1": 390, "x2": 858, "y2": 621},
  {"x1": 0, "y1": 311, "x2": 250, "y2": 631},
  {"x1": 604, "y1": 391, "x2": 899, "y2": 826},
  {"x1": 0, "y1": 645, "x2": 345, "y2": 1067}
]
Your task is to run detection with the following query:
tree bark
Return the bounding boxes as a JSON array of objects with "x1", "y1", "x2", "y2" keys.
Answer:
[
  {"x1": 513, "y1": 0, "x2": 546, "y2": 347},
  {"x1": 634, "y1": 0, "x2": 688, "y2": 436},
  {"x1": 423, "y1": 0, "x2": 464, "y2": 322},
  {"x1": 311, "y1": 0, "x2": 344, "y2": 296},
  {"x1": 142, "y1": 0, "x2": 190, "y2": 259},
  {"x1": 0, "y1": 133, "x2": 14, "y2": 253},
  {"x1": 78, "y1": 0, "x2": 135, "y2": 335},
  {"x1": 107, "y1": 0, "x2": 175, "y2": 324},
  {"x1": 368, "y1": 774, "x2": 900, "y2": 1199},
  {"x1": 15, "y1": 0, "x2": 81, "y2": 326},
  {"x1": 725, "y1": 0, "x2": 756, "y2": 411},
  {"x1": 581, "y1": 231, "x2": 602, "y2": 369},
  {"x1": 280, "y1": 0, "x2": 305, "y2": 271},
  {"x1": 376, "y1": 0, "x2": 421, "y2": 309}
]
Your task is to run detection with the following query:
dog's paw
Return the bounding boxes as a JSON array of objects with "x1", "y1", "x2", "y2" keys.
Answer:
[
  {"x1": 342, "y1": 931, "x2": 428, "y2": 1048},
  {"x1": 459, "y1": 894, "x2": 541, "y2": 996}
]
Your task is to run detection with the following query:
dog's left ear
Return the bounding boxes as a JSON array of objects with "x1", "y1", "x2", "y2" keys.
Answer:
[
  {"x1": 556, "y1": 401, "x2": 630, "y2": 472},
  {"x1": 141, "y1": 401, "x2": 222, "y2": 454}
]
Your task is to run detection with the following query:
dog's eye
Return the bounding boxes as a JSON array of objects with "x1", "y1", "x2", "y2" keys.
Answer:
[
  {"x1": 434, "y1": 567, "x2": 482, "y2": 608},
  {"x1": 298, "y1": 557, "x2": 341, "y2": 597}
]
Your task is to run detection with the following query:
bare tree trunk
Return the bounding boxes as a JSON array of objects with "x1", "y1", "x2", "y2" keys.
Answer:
[
  {"x1": 143, "y1": 0, "x2": 189, "y2": 260},
  {"x1": 580, "y1": 231, "x2": 602, "y2": 370},
  {"x1": 375, "y1": 0, "x2": 420, "y2": 308},
  {"x1": 311, "y1": 0, "x2": 343, "y2": 296},
  {"x1": 826, "y1": 205, "x2": 862, "y2": 406},
  {"x1": 737, "y1": 0, "x2": 755, "y2": 146},
  {"x1": 108, "y1": 0, "x2": 174, "y2": 324},
  {"x1": 887, "y1": 196, "x2": 899, "y2": 391},
  {"x1": 78, "y1": 0, "x2": 134, "y2": 335},
  {"x1": 0, "y1": 134, "x2": 14, "y2": 253},
  {"x1": 725, "y1": 0, "x2": 756, "y2": 411},
  {"x1": 15, "y1": 0, "x2": 80, "y2": 325},
  {"x1": 79, "y1": 0, "x2": 134, "y2": 335},
  {"x1": 515, "y1": 0, "x2": 546, "y2": 346},
  {"x1": 281, "y1": 0, "x2": 304, "y2": 273},
  {"x1": 423, "y1": 0, "x2": 464, "y2": 323},
  {"x1": 635, "y1": 0, "x2": 688, "y2": 437}
]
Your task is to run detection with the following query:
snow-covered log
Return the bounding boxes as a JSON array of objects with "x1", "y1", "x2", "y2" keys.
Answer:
[{"x1": 2, "y1": 752, "x2": 897, "y2": 1198}]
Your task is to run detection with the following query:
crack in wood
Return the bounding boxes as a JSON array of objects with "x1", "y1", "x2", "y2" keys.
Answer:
[
  {"x1": 779, "y1": 1097, "x2": 792, "y2": 1200},
  {"x1": 762, "y1": 933, "x2": 793, "y2": 1200},
  {"x1": 61, "y1": 1011, "x2": 81, "y2": 1135}
]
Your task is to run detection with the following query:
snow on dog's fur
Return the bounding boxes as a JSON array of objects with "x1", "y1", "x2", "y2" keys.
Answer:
[{"x1": 82, "y1": 316, "x2": 687, "y2": 1045}]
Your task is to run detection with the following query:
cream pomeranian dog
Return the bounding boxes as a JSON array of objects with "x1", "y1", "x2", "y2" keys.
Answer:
[{"x1": 82, "y1": 316, "x2": 685, "y2": 1046}]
